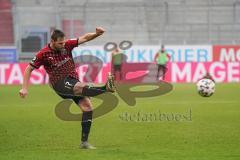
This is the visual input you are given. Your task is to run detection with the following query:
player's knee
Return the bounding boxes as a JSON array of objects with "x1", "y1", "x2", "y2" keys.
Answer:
[
  {"x1": 80, "y1": 104, "x2": 93, "y2": 112},
  {"x1": 79, "y1": 98, "x2": 93, "y2": 112},
  {"x1": 73, "y1": 83, "x2": 87, "y2": 95}
]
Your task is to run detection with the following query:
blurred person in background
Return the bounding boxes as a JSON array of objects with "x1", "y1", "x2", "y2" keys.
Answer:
[
  {"x1": 111, "y1": 48, "x2": 124, "y2": 80},
  {"x1": 154, "y1": 45, "x2": 171, "y2": 80}
]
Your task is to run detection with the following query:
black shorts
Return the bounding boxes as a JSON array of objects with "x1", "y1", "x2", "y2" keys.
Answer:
[
  {"x1": 113, "y1": 64, "x2": 121, "y2": 71},
  {"x1": 52, "y1": 76, "x2": 85, "y2": 105},
  {"x1": 157, "y1": 64, "x2": 167, "y2": 72}
]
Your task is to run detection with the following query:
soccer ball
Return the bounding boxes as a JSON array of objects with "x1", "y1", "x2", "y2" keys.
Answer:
[{"x1": 196, "y1": 78, "x2": 215, "y2": 97}]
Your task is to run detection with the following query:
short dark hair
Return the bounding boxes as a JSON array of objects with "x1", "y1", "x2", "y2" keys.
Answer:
[{"x1": 51, "y1": 29, "x2": 65, "y2": 41}]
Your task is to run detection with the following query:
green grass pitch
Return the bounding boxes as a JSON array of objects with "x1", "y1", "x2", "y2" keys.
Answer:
[{"x1": 0, "y1": 83, "x2": 239, "y2": 160}]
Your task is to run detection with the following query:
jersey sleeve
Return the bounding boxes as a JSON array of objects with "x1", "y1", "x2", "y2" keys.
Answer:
[
  {"x1": 65, "y1": 38, "x2": 79, "y2": 51},
  {"x1": 29, "y1": 51, "x2": 43, "y2": 69}
]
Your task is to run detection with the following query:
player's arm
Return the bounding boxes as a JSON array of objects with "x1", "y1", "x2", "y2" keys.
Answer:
[
  {"x1": 78, "y1": 27, "x2": 105, "y2": 44},
  {"x1": 19, "y1": 65, "x2": 34, "y2": 98},
  {"x1": 167, "y1": 53, "x2": 171, "y2": 59}
]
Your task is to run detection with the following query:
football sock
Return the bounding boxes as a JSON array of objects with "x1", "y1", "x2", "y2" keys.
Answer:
[
  {"x1": 81, "y1": 111, "x2": 93, "y2": 142},
  {"x1": 81, "y1": 85, "x2": 106, "y2": 97}
]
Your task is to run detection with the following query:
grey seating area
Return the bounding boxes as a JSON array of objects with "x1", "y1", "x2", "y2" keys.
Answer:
[
  {"x1": 12, "y1": 0, "x2": 240, "y2": 45},
  {"x1": 9, "y1": 0, "x2": 240, "y2": 60}
]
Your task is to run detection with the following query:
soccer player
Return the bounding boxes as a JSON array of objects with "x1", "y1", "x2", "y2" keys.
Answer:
[
  {"x1": 154, "y1": 45, "x2": 171, "y2": 80},
  {"x1": 111, "y1": 48, "x2": 124, "y2": 80},
  {"x1": 19, "y1": 27, "x2": 116, "y2": 149}
]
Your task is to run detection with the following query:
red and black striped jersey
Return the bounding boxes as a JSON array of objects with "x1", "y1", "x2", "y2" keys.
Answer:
[{"x1": 30, "y1": 39, "x2": 79, "y2": 85}]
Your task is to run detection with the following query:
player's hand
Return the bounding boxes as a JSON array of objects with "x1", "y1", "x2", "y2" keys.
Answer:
[
  {"x1": 19, "y1": 88, "x2": 28, "y2": 98},
  {"x1": 96, "y1": 27, "x2": 105, "y2": 35}
]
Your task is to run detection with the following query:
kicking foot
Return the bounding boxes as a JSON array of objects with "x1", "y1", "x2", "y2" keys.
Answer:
[
  {"x1": 80, "y1": 142, "x2": 96, "y2": 149},
  {"x1": 106, "y1": 72, "x2": 116, "y2": 92}
]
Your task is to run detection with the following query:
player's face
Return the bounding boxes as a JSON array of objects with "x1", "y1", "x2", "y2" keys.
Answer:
[
  {"x1": 161, "y1": 45, "x2": 165, "y2": 52},
  {"x1": 52, "y1": 37, "x2": 66, "y2": 51}
]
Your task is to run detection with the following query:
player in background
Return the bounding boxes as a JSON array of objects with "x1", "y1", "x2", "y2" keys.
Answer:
[
  {"x1": 111, "y1": 48, "x2": 124, "y2": 80},
  {"x1": 19, "y1": 27, "x2": 116, "y2": 149},
  {"x1": 154, "y1": 45, "x2": 171, "y2": 80}
]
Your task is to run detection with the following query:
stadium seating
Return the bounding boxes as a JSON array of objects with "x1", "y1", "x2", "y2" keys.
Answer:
[{"x1": 1, "y1": 0, "x2": 240, "y2": 60}]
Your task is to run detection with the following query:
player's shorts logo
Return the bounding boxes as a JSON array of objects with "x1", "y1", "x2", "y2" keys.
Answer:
[{"x1": 65, "y1": 81, "x2": 73, "y2": 89}]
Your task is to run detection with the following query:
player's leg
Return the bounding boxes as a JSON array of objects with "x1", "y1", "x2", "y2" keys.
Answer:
[
  {"x1": 53, "y1": 73, "x2": 115, "y2": 99},
  {"x1": 157, "y1": 65, "x2": 167, "y2": 80},
  {"x1": 113, "y1": 65, "x2": 117, "y2": 80},
  {"x1": 114, "y1": 65, "x2": 121, "y2": 80},
  {"x1": 73, "y1": 97, "x2": 96, "y2": 149},
  {"x1": 73, "y1": 72, "x2": 116, "y2": 97},
  {"x1": 162, "y1": 65, "x2": 167, "y2": 80},
  {"x1": 118, "y1": 65, "x2": 122, "y2": 80},
  {"x1": 52, "y1": 78, "x2": 95, "y2": 149},
  {"x1": 157, "y1": 64, "x2": 161, "y2": 80}
]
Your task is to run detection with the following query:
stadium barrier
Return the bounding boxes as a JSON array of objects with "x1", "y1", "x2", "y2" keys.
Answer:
[{"x1": 0, "y1": 45, "x2": 239, "y2": 84}]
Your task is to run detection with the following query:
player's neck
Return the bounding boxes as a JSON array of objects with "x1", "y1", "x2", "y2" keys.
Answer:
[{"x1": 49, "y1": 43, "x2": 57, "y2": 51}]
